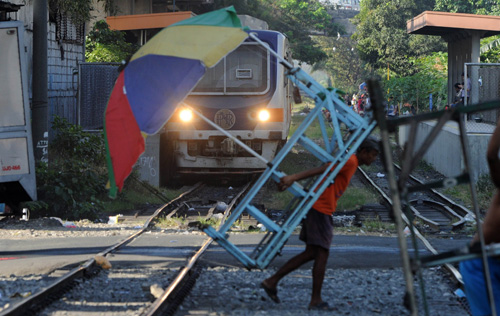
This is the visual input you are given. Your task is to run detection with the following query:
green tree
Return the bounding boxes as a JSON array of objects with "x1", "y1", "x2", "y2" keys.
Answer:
[
  {"x1": 434, "y1": 0, "x2": 500, "y2": 15},
  {"x1": 383, "y1": 52, "x2": 448, "y2": 112},
  {"x1": 314, "y1": 36, "x2": 368, "y2": 93},
  {"x1": 49, "y1": 0, "x2": 117, "y2": 25},
  {"x1": 481, "y1": 36, "x2": 500, "y2": 63},
  {"x1": 85, "y1": 20, "x2": 139, "y2": 62},
  {"x1": 352, "y1": 0, "x2": 445, "y2": 77},
  {"x1": 214, "y1": 0, "x2": 343, "y2": 64}
]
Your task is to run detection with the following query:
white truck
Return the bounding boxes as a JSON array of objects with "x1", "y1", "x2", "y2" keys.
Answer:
[{"x1": 0, "y1": 21, "x2": 37, "y2": 214}]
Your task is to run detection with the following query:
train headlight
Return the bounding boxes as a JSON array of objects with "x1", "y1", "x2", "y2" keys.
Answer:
[
  {"x1": 179, "y1": 109, "x2": 193, "y2": 122},
  {"x1": 258, "y1": 109, "x2": 270, "y2": 122}
]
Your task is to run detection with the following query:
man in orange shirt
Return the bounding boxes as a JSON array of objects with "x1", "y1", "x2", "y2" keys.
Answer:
[{"x1": 261, "y1": 138, "x2": 380, "y2": 311}]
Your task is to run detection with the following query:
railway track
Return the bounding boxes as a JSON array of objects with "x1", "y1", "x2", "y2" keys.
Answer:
[
  {"x1": 0, "y1": 165, "x2": 473, "y2": 316},
  {"x1": 356, "y1": 161, "x2": 475, "y2": 233},
  {"x1": 0, "y1": 182, "x2": 253, "y2": 316},
  {"x1": 355, "y1": 160, "x2": 476, "y2": 288}
]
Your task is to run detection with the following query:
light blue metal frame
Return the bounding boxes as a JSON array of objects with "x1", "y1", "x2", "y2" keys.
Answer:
[{"x1": 203, "y1": 33, "x2": 376, "y2": 269}]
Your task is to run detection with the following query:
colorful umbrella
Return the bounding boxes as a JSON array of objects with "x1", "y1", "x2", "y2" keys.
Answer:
[{"x1": 104, "y1": 6, "x2": 248, "y2": 197}]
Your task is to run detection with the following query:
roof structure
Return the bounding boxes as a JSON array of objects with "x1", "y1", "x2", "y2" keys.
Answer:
[
  {"x1": 107, "y1": 11, "x2": 194, "y2": 31},
  {"x1": 407, "y1": 11, "x2": 500, "y2": 40},
  {"x1": 407, "y1": 11, "x2": 500, "y2": 106},
  {"x1": 0, "y1": 1, "x2": 22, "y2": 13}
]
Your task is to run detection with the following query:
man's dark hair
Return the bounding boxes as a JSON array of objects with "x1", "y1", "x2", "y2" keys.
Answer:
[
  {"x1": 357, "y1": 138, "x2": 380, "y2": 153},
  {"x1": 454, "y1": 82, "x2": 461, "y2": 89}
]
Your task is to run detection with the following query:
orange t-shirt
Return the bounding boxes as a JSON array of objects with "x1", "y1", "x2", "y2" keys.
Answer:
[{"x1": 312, "y1": 155, "x2": 359, "y2": 215}]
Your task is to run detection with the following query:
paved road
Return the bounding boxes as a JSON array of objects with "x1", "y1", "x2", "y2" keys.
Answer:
[{"x1": 0, "y1": 232, "x2": 469, "y2": 276}]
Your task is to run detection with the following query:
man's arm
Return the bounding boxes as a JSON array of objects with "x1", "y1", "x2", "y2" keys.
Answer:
[
  {"x1": 278, "y1": 164, "x2": 329, "y2": 192},
  {"x1": 476, "y1": 192, "x2": 500, "y2": 244}
]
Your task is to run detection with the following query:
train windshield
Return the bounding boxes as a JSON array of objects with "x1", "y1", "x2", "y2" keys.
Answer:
[{"x1": 192, "y1": 43, "x2": 270, "y2": 95}]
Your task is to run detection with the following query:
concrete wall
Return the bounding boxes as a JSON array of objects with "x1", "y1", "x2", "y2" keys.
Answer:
[
  {"x1": 136, "y1": 134, "x2": 160, "y2": 187},
  {"x1": 47, "y1": 24, "x2": 84, "y2": 124},
  {"x1": 398, "y1": 120, "x2": 491, "y2": 182}
]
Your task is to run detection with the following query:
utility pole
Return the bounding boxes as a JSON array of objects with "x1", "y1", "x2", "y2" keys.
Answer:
[{"x1": 32, "y1": 0, "x2": 48, "y2": 162}]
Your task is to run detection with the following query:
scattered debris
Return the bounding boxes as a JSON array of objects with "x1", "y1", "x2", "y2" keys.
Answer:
[
  {"x1": 150, "y1": 284, "x2": 164, "y2": 299},
  {"x1": 108, "y1": 215, "x2": 124, "y2": 225},
  {"x1": 454, "y1": 288, "x2": 466, "y2": 298},
  {"x1": 211, "y1": 213, "x2": 224, "y2": 220},
  {"x1": 63, "y1": 221, "x2": 76, "y2": 228},
  {"x1": 403, "y1": 226, "x2": 411, "y2": 236},
  {"x1": 95, "y1": 255, "x2": 112, "y2": 269},
  {"x1": 216, "y1": 202, "x2": 228, "y2": 212},
  {"x1": 332, "y1": 215, "x2": 356, "y2": 227},
  {"x1": 257, "y1": 223, "x2": 266, "y2": 232}
]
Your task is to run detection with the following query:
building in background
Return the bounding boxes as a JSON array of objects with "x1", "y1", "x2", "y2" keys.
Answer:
[{"x1": 2, "y1": 0, "x2": 85, "y2": 128}]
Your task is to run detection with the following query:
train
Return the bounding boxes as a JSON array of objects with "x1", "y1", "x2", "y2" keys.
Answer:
[{"x1": 160, "y1": 30, "x2": 294, "y2": 183}]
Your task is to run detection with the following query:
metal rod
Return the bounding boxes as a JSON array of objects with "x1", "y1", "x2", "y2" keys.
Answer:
[{"x1": 183, "y1": 104, "x2": 269, "y2": 165}]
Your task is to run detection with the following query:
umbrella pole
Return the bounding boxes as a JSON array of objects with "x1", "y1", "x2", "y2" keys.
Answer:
[{"x1": 182, "y1": 104, "x2": 270, "y2": 166}]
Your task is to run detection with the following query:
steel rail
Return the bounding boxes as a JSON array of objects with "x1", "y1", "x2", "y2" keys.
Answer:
[
  {"x1": 393, "y1": 163, "x2": 475, "y2": 219},
  {"x1": 142, "y1": 181, "x2": 253, "y2": 316},
  {"x1": 0, "y1": 183, "x2": 203, "y2": 316},
  {"x1": 356, "y1": 166, "x2": 464, "y2": 284}
]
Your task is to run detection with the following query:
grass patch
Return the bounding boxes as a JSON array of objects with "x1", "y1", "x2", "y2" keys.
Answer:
[
  {"x1": 442, "y1": 174, "x2": 495, "y2": 212},
  {"x1": 280, "y1": 151, "x2": 320, "y2": 175},
  {"x1": 359, "y1": 163, "x2": 378, "y2": 173},
  {"x1": 263, "y1": 187, "x2": 296, "y2": 210},
  {"x1": 197, "y1": 216, "x2": 221, "y2": 227},
  {"x1": 337, "y1": 187, "x2": 379, "y2": 211},
  {"x1": 155, "y1": 216, "x2": 187, "y2": 228},
  {"x1": 415, "y1": 159, "x2": 436, "y2": 173},
  {"x1": 102, "y1": 176, "x2": 183, "y2": 214},
  {"x1": 363, "y1": 220, "x2": 396, "y2": 232},
  {"x1": 442, "y1": 185, "x2": 472, "y2": 208},
  {"x1": 289, "y1": 114, "x2": 333, "y2": 141}
]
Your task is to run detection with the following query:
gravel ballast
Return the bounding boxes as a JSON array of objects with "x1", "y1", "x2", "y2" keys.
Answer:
[
  {"x1": 0, "y1": 218, "x2": 470, "y2": 315},
  {"x1": 178, "y1": 266, "x2": 469, "y2": 316}
]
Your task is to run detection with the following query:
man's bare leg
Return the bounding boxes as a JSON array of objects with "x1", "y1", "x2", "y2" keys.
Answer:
[
  {"x1": 310, "y1": 246, "x2": 329, "y2": 307},
  {"x1": 262, "y1": 245, "x2": 318, "y2": 290}
]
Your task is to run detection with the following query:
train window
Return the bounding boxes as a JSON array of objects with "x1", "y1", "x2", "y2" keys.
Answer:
[
  {"x1": 226, "y1": 44, "x2": 269, "y2": 94},
  {"x1": 191, "y1": 43, "x2": 270, "y2": 95},
  {"x1": 192, "y1": 59, "x2": 225, "y2": 93}
]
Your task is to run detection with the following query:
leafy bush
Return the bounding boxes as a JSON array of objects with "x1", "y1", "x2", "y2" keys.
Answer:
[
  {"x1": 477, "y1": 173, "x2": 495, "y2": 210},
  {"x1": 30, "y1": 117, "x2": 107, "y2": 220},
  {"x1": 383, "y1": 52, "x2": 448, "y2": 112},
  {"x1": 85, "y1": 20, "x2": 138, "y2": 62}
]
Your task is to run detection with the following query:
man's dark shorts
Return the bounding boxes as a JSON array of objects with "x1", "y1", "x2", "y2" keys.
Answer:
[{"x1": 299, "y1": 208, "x2": 334, "y2": 250}]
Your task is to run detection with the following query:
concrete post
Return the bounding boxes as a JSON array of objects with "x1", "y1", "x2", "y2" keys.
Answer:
[
  {"x1": 447, "y1": 41, "x2": 454, "y2": 105},
  {"x1": 32, "y1": 0, "x2": 49, "y2": 162},
  {"x1": 469, "y1": 31, "x2": 483, "y2": 105}
]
